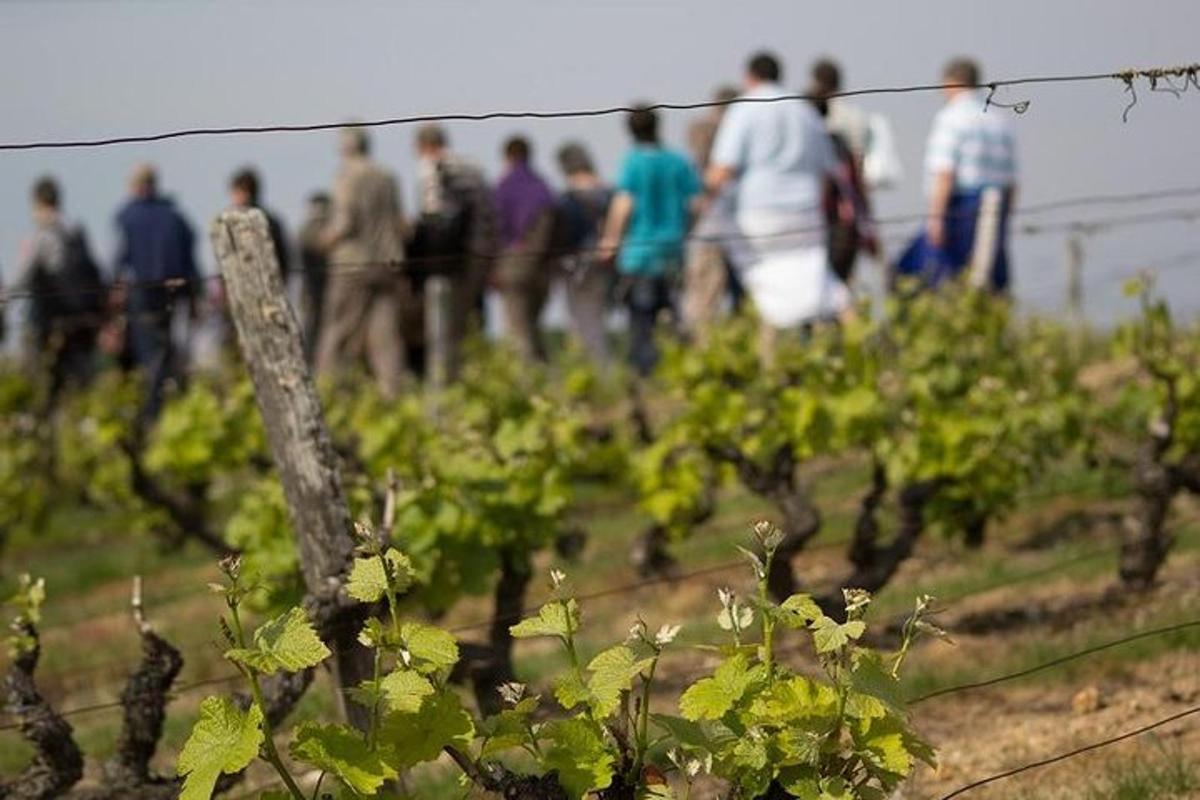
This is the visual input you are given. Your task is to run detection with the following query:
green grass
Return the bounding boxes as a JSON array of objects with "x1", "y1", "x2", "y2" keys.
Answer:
[{"x1": 1083, "y1": 742, "x2": 1200, "y2": 799}]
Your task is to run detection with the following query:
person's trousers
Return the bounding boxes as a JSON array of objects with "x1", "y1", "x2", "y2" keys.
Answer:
[
  {"x1": 128, "y1": 288, "x2": 184, "y2": 424},
  {"x1": 316, "y1": 269, "x2": 408, "y2": 397},
  {"x1": 624, "y1": 274, "x2": 673, "y2": 377},
  {"x1": 498, "y1": 249, "x2": 551, "y2": 361},
  {"x1": 681, "y1": 241, "x2": 728, "y2": 335},
  {"x1": 563, "y1": 257, "x2": 610, "y2": 363}
]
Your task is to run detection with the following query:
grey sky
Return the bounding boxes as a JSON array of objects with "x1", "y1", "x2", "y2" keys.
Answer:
[{"x1": 1, "y1": 0, "x2": 1198, "y2": 325}]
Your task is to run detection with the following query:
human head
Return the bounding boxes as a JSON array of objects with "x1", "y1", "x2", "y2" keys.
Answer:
[
  {"x1": 308, "y1": 191, "x2": 330, "y2": 212},
  {"x1": 415, "y1": 123, "x2": 448, "y2": 160},
  {"x1": 130, "y1": 163, "x2": 158, "y2": 198},
  {"x1": 810, "y1": 57, "x2": 842, "y2": 98},
  {"x1": 229, "y1": 167, "x2": 260, "y2": 208},
  {"x1": 746, "y1": 51, "x2": 782, "y2": 88},
  {"x1": 942, "y1": 57, "x2": 981, "y2": 100},
  {"x1": 503, "y1": 135, "x2": 531, "y2": 166},
  {"x1": 627, "y1": 104, "x2": 659, "y2": 145},
  {"x1": 31, "y1": 176, "x2": 60, "y2": 214},
  {"x1": 340, "y1": 127, "x2": 370, "y2": 158},
  {"x1": 557, "y1": 141, "x2": 595, "y2": 177}
]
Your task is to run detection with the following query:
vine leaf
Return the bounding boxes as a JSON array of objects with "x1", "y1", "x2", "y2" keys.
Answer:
[
  {"x1": 400, "y1": 621, "x2": 459, "y2": 671},
  {"x1": 811, "y1": 617, "x2": 866, "y2": 655},
  {"x1": 379, "y1": 668, "x2": 435, "y2": 713},
  {"x1": 541, "y1": 717, "x2": 615, "y2": 800},
  {"x1": 510, "y1": 599, "x2": 580, "y2": 640},
  {"x1": 379, "y1": 688, "x2": 475, "y2": 769},
  {"x1": 226, "y1": 607, "x2": 331, "y2": 674},
  {"x1": 346, "y1": 549, "x2": 413, "y2": 603},
  {"x1": 776, "y1": 594, "x2": 822, "y2": 629},
  {"x1": 586, "y1": 645, "x2": 654, "y2": 717},
  {"x1": 290, "y1": 721, "x2": 398, "y2": 795},
  {"x1": 177, "y1": 697, "x2": 264, "y2": 800},
  {"x1": 679, "y1": 653, "x2": 760, "y2": 721}
]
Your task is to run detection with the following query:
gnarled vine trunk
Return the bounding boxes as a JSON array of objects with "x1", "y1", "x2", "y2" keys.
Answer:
[
  {"x1": 474, "y1": 547, "x2": 532, "y2": 715},
  {"x1": 0, "y1": 623, "x2": 83, "y2": 800},
  {"x1": 824, "y1": 478, "x2": 944, "y2": 615}
]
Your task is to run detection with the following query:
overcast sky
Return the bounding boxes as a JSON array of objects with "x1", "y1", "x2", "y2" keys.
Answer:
[{"x1": 1, "y1": 0, "x2": 1198, "y2": 325}]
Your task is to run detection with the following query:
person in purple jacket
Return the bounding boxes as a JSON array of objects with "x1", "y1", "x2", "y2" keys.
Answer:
[{"x1": 493, "y1": 135, "x2": 557, "y2": 360}]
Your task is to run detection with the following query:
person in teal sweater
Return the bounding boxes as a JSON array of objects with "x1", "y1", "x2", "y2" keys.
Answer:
[{"x1": 599, "y1": 105, "x2": 701, "y2": 375}]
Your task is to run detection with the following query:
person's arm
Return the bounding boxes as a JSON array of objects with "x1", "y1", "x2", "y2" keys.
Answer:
[
  {"x1": 597, "y1": 192, "x2": 633, "y2": 263},
  {"x1": 705, "y1": 106, "x2": 744, "y2": 194},
  {"x1": 926, "y1": 170, "x2": 954, "y2": 249},
  {"x1": 923, "y1": 110, "x2": 958, "y2": 249},
  {"x1": 321, "y1": 171, "x2": 354, "y2": 251}
]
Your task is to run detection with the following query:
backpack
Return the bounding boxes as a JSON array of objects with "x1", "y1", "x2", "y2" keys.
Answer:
[
  {"x1": 30, "y1": 226, "x2": 105, "y2": 331},
  {"x1": 409, "y1": 164, "x2": 473, "y2": 276}
]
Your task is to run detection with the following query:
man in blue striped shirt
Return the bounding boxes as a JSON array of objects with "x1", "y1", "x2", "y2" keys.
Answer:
[{"x1": 896, "y1": 57, "x2": 1018, "y2": 292}]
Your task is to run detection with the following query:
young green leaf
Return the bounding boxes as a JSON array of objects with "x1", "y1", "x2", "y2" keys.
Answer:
[
  {"x1": 679, "y1": 653, "x2": 761, "y2": 721},
  {"x1": 379, "y1": 669, "x2": 435, "y2": 714},
  {"x1": 378, "y1": 687, "x2": 475, "y2": 769},
  {"x1": 226, "y1": 607, "x2": 331, "y2": 674},
  {"x1": 553, "y1": 670, "x2": 591, "y2": 710},
  {"x1": 586, "y1": 645, "x2": 654, "y2": 717},
  {"x1": 400, "y1": 622, "x2": 459, "y2": 671},
  {"x1": 177, "y1": 698, "x2": 264, "y2": 800},
  {"x1": 541, "y1": 717, "x2": 615, "y2": 800},
  {"x1": 345, "y1": 549, "x2": 414, "y2": 603},
  {"x1": 811, "y1": 616, "x2": 866, "y2": 655},
  {"x1": 290, "y1": 721, "x2": 398, "y2": 795},
  {"x1": 776, "y1": 594, "x2": 821, "y2": 629},
  {"x1": 509, "y1": 599, "x2": 579, "y2": 640}
]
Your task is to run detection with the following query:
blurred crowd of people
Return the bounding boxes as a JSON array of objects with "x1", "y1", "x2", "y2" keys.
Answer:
[{"x1": 3, "y1": 51, "x2": 1017, "y2": 415}]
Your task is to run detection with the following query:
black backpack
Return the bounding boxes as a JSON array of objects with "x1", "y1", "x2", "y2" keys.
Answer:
[{"x1": 29, "y1": 226, "x2": 105, "y2": 331}]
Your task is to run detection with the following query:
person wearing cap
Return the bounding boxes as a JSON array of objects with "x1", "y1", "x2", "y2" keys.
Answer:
[
  {"x1": 315, "y1": 127, "x2": 410, "y2": 397},
  {"x1": 114, "y1": 163, "x2": 198, "y2": 421}
]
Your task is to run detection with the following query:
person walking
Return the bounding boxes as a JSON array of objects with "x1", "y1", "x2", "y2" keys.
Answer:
[
  {"x1": 810, "y1": 58, "x2": 904, "y2": 192},
  {"x1": 708, "y1": 51, "x2": 850, "y2": 344},
  {"x1": 599, "y1": 105, "x2": 701, "y2": 376},
  {"x1": 115, "y1": 164, "x2": 199, "y2": 422},
  {"x1": 228, "y1": 167, "x2": 291, "y2": 282},
  {"x1": 681, "y1": 86, "x2": 741, "y2": 335},
  {"x1": 412, "y1": 124, "x2": 498, "y2": 380},
  {"x1": 315, "y1": 128, "x2": 410, "y2": 397},
  {"x1": 19, "y1": 176, "x2": 105, "y2": 401},
  {"x1": 297, "y1": 192, "x2": 331, "y2": 364},
  {"x1": 555, "y1": 142, "x2": 613, "y2": 364},
  {"x1": 895, "y1": 57, "x2": 1018, "y2": 292},
  {"x1": 493, "y1": 135, "x2": 557, "y2": 360}
]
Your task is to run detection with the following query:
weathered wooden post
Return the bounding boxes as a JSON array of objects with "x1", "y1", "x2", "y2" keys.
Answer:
[{"x1": 209, "y1": 209, "x2": 370, "y2": 728}]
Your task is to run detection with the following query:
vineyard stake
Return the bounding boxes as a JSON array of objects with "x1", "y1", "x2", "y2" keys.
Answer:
[{"x1": 210, "y1": 209, "x2": 372, "y2": 730}]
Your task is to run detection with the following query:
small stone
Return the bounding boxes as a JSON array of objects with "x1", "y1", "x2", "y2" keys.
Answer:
[{"x1": 1072, "y1": 685, "x2": 1103, "y2": 714}]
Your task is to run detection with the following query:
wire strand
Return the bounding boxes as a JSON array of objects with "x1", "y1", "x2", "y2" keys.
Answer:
[
  {"x1": 3, "y1": 192, "x2": 1198, "y2": 306},
  {"x1": 938, "y1": 704, "x2": 1200, "y2": 799},
  {"x1": 909, "y1": 617, "x2": 1200, "y2": 704},
  {"x1": 1, "y1": 65, "x2": 1194, "y2": 152}
]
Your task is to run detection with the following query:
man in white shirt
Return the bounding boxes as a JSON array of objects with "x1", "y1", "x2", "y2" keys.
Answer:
[
  {"x1": 896, "y1": 57, "x2": 1018, "y2": 291},
  {"x1": 707, "y1": 51, "x2": 850, "y2": 333}
]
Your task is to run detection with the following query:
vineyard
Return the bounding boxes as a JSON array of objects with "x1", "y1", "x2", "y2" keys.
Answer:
[{"x1": 2, "y1": 273, "x2": 1200, "y2": 799}]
